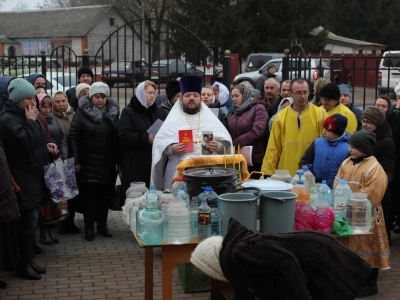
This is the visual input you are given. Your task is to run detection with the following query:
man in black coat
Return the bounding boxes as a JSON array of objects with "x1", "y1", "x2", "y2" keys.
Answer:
[
  {"x1": 191, "y1": 218, "x2": 373, "y2": 300},
  {"x1": 0, "y1": 79, "x2": 59, "y2": 280},
  {"x1": 66, "y1": 66, "x2": 94, "y2": 111}
]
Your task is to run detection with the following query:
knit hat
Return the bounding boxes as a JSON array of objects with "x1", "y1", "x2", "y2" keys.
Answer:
[
  {"x1": 37, "y1": 93, "x2": 51, "y2": 106},
  {"x1": 180, "y1": 75, "x2": 203, "y2": 95},
  {"x1": 319, "y1": 83, "x2": 341, "y2": 101},
  {"x1": 251, "y1": 89, "x2": 261, "y2": 98},
  {"x1": 78, "y1": 66, "x2": 94, "y2": 81},
  {"x1": 323, "y1": 114, "x2": 348, "y2": 137},
  {"x1": 349, "y1": 130, "x2": 376, "y2": 156},
  {"x1": 338, "y1": 84, "x2": 352, "y2": 100},
  {"x1": 75, "y1": 83, "x2": 91, "y2": 98},
  {"x1": 7, "y1": 78, "x2": 36, "y2": 104},
  {"x1": 190, "y1": 236, "x2": 227, "y2": 282},
  {"x1": 89, "y1": 82, "x2": 110, "y2": 98},
  {"x1": 361, "y1": 106, "x2": 385, "y2": 126},
  {"x1": 165, "y1": 80, "x2": 181, "y2": 101}
]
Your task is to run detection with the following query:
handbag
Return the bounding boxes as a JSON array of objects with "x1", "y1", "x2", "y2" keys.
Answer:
[
  {"x1": 39, "y1": 198, "x2": 69, "y2": 225},
  {"x1": 43, "y1": 157, "x2": 79, "y2": 202}
]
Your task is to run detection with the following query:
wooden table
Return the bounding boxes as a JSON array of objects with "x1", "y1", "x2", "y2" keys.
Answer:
[{"x1": 133, "y1": 234, "x2": 199, "y2": 300}]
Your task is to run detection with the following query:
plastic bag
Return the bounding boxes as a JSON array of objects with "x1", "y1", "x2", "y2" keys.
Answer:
[
  {"x1": 40, "y1": 198, "x2": 69, "y2": 225},
  {"x1": 314, "y1": 206, "x2": 335, "y2": 233},
  {"x1": 295, "y1": 201, "x2": 318, "y2": 231},
  {"x1": 332, "y1": 216, "x2": 353, "y2": 236},
  {"x1": 43, "y1": 158, "x2": 79, "y2": 202}
]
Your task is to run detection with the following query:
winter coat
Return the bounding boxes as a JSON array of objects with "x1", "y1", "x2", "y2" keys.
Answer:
[
  {"x1": 0, "y1": 147, "x2": 19, "y2": 223},
  {"x1": 228, "y1": 100, "x2": 268, "y2": 165},
  {"x1": 0, "y1": 76, "x2": 15, "y2": 112},
  {"x1": 53, "y1": 106, "x2": 75, "y2": 140},
  {"x1": 220, "y1": 218, "x2": 372, "y2": 300},
  {"x1": 68, "y1": 96, "x2": 119, "y2": 186},
  {"x1": 118, "y1": 96, "x2": 157, "y2": 201},
  {"x1": 157, "y1": 100, "x2": 174, "y2": 121},
  {"x1": 208, "y1": 100, "x2": 228, "y2": 129},
  {"x1": 45, "y1": 112, "x2": 68, "y2": 159},
  {"x1": 346, "y1": 100, "x2": 362, "y2": 131},
  {"x1": 154, "y1": 94, "x2": 168, "y2": 107},
  {"x1": 299, "y1": 132, "x2": 350, "y2": 189},
  {"x1": 335, "y1": 156, "x2": 390, "y2": 269},
  {"x1": 0, "y1": 101, "x2": 49, "y2": 211},
  {"x1": 66, "y1": 87, "x2": 79, "y2": 111}
]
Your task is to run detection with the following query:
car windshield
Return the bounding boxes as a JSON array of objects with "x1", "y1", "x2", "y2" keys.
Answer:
[
  {"x1": 54, "y1": 74, "x2": 77, "y2": 88},
  {"x1": 382, "y1": 54, "x2": 400, "y2": 68},
  {"x1": 248, "y1": 55, "x2": 272, "y2": 69},
  {"x1": 152, "y1": 61, "x2": 168, "y2": 67}
]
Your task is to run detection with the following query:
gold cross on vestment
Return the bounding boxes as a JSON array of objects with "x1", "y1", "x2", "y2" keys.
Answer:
[{"x1": 194, "y1": 137, "x2": 201, "y2": 148}]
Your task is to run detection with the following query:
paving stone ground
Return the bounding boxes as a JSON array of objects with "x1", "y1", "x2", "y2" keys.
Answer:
[{"x1": 0, "y1": 211, "x2": 399, "y2": 300}]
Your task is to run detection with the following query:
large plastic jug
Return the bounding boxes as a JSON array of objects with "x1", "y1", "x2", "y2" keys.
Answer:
[
  {"x1": 291, "y1": 180, "x2": 310, "y2": 201},
  {"x1": 346, "y1": 192, "x2": 372, "y2": 233},
  {"x1": 301, "y1": 165, "x2": 315, "y2": 186},
  {"x1": 163, "y1": 202, "x2": 191, "y2": 244},
  {"x1": 333, "y1": 179, "x2": 352, "y2": 209},
  {"x1": 290, "y1": 171, "x2": 309, "y2": 188},
  {"x1": 314, "y1": 180, "x2": 332, "y2": 207},
  {"x1": 196, "y1": 186, "x2": 219, "y2": 208}
]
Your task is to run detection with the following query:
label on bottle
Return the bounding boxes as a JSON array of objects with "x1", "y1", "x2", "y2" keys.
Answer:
[{"x1": 198, "y1": 212, "x2": 211, "y2": 225}]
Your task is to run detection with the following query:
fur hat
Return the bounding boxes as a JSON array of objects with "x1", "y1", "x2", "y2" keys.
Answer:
[
  {"x1": 190, "y1": 236, "x2": 227, "y2": 282},
  {"x1": 165, "y1": 80, "x2": 181, "y2": 101},
  {"x1": 76, "y1": 83, "x2": 91, "y2": 98},
  {"x1": 338, "y1": 84, "x2": 352, "y2": 100},
  {"x1": 323, "y1": 114, "x2": 347, "y2": 137},
  {"x1": 89, "y1": 82, "x2": 110, "y2": 98},
  {"x1": 179, "y1": 75, "x2": 203, "y2": 95},
  {"x1": 8, "y1": 78, "x2": 36, "y2": 104},
  {"x1": 78, "y1": 66, "x2": 94, "y2": 81},
  {"x1": 319, "y1": 83, "x2": 341, "y2": 101},
  {"x1": 349, "y1": 130, "x2": 376, "y2": 156},
  {"x1": 361, "y1": 106, "x2": 385, "y2": 127}
]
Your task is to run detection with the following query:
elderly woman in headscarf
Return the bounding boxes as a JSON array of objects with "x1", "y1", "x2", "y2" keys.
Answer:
[
  {"x1": 269, "y1": 97, "x2": 294, "y2": 131},
  {"x1": 201, "y1": 87, "x2": 227, "y2": 128},
  {"x1": 227, "y1": 84, "x2": 268, "y2": 173},
  {"x1": 212, "y1": 82, "x2": 233, "y2": 114},
  {"x1": 312, "y1": 78, "x2": 331, "y2": 106},
  {"x1": 118, "y1": 80, "x2": 157, "y2": 206}
]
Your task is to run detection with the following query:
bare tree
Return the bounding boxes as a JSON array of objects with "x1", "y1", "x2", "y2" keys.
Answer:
[{"x1": 12, "y1": 0, "x2": 29, "y2": 10}]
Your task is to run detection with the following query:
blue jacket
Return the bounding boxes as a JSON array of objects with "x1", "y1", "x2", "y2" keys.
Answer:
[
  {"x1": 0, "y1": 76, "x2": 15, "y2": 112},
  {"x1": 299, "y1": 132, "x2": 350, "y2": 189}
]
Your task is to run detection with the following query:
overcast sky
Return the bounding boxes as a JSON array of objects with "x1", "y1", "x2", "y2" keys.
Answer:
[{"x1": 2, "y1": 0, "x2": 43, "y2": 11}]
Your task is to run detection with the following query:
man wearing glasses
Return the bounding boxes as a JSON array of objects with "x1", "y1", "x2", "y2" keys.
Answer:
[
  {"x1": 261, "y1": 78, "x2": 326, "y2": 176},
  {"x1": 319, "y1": 83, "x2": 357, "y2": 134}
]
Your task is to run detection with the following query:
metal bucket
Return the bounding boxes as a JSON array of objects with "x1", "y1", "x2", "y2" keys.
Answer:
[
  {"x1": 260, "y1": 191, "x2": 297, "y2": 233},
  {"x1": 219, "y1": 187, "x2": 261, "y2": 237}
]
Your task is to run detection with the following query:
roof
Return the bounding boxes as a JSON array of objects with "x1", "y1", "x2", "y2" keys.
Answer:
[
  {"x1": 310, "y1": 26, "x2": 386, "y2": 49},
  {"x1": 0, "y1": 5, "x2": 114, "y2": 39},
  {"x1": 0, "y1": 36, "x2": 19, "y2": 44}
]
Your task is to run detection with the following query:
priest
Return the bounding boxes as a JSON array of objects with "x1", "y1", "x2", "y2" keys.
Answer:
[{"x1": 151, "y1": 75, "x2": 233, "y2": 189}]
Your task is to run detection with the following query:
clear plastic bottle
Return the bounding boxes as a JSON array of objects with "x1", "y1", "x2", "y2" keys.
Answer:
[
  {"x1": 197, "y1": 186, "x2": 219, "y2": 208},
  {"x1": 291, "y1": 180, "x2": 310, "y2": 201},
  {"x1": 170, "y1": 177, "x2": 186, "y2": 197},
  {"x1": 176, "y1": 185, "x2": 190, "y2": 207},
  {"x1": 315, "y1": 180, "x2": 332, "y2": 207},
  {"x1": 301, "y1": 165, "x2": 315, "y2": 186},
  {"x1": 135, "y1": 197, "x2": 147, "y2": 236},
  {"x1": 190, "y1": 198, "x2": 198, "y2": 239},
  {"x1": 346, "y1": 192, "x2": 372, "y2": 233},
  {"x1": 163, "y1": 202, "x2": 191, "y2": 244},
  {"x1": 333, "y1": 179, "x2": 352, "y2": 210},
  {"x1": 211, "y1": 205, "x2": 221, "y2": 236},
  {"x1": 291, "y1": 171, "x2": 309, "y2": 188},
  {"x1": 198, "y1": 199, "x2": 211, "y2": 242},
  {"x1": 146, "y1": 184, "x2": 160, "y2": 208}
]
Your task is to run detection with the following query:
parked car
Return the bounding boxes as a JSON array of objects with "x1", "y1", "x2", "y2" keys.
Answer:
[
  {"x1": 377, "y1": 51, "x2": 400, "y2": 95},
  {"x1": 244, "y1": 53, "x2": 286, "y2": 72},
  {"x1": 144, "y1": 59, "x2": 197, "y2": 83},
  {"x1": 233, "y1": 58, "x2": 331, "y2": 92},
  {"x1": 18, "y1": 72, "x2": 77, "y2": 94},
  {"x1": 102, "y1": 60, "x2": 148, "y2": 88},
  {"x1": 2, "y1": 58, "x2": 63, "y2": 76}
]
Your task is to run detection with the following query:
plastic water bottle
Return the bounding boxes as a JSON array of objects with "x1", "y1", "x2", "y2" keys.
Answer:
[
  {"x1": 146, "y1": 184, "x2": 160, "y2": 207},
  {"x1": 291, "y1": 171, "x2": 309, "y2": 188},
  {"x1": 197, "y1": 186, "x2": 219, "y2": 208},
  {"x1": 135, "y1": 197, "x2": 147, "y2": 236},
  {"x1": 315, "y1": 180, "x2": 332, "y2": 207},
  {"x1": 333, "y1": 179, "x2": 352, "y2": 210},
  {"x1": 190, "y1": 198, "x2": 198, "y2": 239},
  {"x1": 301, "y1": 165, "x2": 315, "y2": 186},
  {"x1": 176, "y1": 185, "x2": 190, "y2": 207},
  {"x1": 346, "y1": 192, "x2": 372, "y2": 233},
  {"x1": 163, "y1": 202, "x2": 191, "y2": 244},
  {"x1": 198, "y1": 199, "x2": 211, "y2": 242},
  {"x1": 211, "y1": 205, "x2": 221, "y2": 236}
]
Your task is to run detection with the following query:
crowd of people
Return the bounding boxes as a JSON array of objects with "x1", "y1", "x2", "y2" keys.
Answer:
[{"x1": 0, "y1": 66, "x2": 399, "y2": 298}]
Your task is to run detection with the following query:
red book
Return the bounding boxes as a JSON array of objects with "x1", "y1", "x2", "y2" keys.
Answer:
[{"x1": 179, "y1": 130, "x2": 194, "y2": 152}]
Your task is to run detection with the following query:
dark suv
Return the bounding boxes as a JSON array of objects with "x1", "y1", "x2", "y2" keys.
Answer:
[{"x1": 102, "y1": 60, "x2": 148, "y2": 87}]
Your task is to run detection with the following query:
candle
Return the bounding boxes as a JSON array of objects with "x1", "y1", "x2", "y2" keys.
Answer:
[
  {"x1": 238, "y1": 146, "x2": 241, "y2": 180},
  {"x1": 223, "y1": 147, "x2": 226, "y2": 168}
]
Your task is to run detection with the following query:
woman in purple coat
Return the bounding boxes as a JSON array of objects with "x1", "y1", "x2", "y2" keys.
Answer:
[{"x1": 227, "y1": 84, "x2": 268, "y2": 173}]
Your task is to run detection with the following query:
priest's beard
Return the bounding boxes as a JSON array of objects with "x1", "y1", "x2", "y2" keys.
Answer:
[{"x1": 183, "y1": 105, "x2": 201, "y2": 114}]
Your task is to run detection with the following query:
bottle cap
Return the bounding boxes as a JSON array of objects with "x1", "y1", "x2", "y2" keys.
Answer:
[
  {"x1": 296, "y1": 180, "x2": 304, "y2": 185},
  {"x1": 149, "y1": 184, "x2": 156, "y2": 191},
  {"x1": 202, "y1": 186, "x2": 213, "y2": 192},
  {"x1": 179, "y1": 185, "x2": 184, "y2": 190}
]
